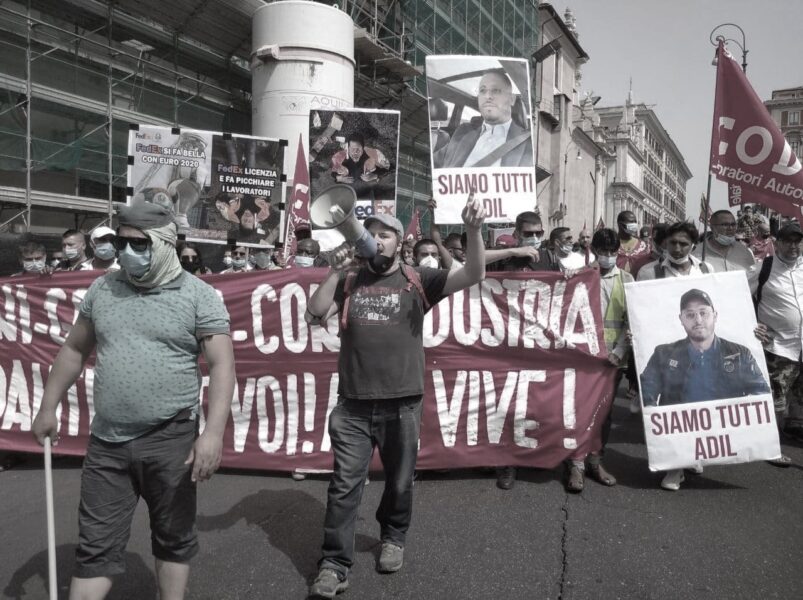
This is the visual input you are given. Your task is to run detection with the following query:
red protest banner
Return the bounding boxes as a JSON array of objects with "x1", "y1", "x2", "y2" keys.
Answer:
[
  {"x1": 0, "y1": 269, "x2": 616, "y2": 470},
  {"x1": 710, "y1": 41, "x2": 803, "y2": 217}
]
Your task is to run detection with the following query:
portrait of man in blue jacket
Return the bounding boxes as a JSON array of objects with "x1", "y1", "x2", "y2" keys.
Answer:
[{"x1": 640, "y1": 288, "x2": 770, "y2": 406}]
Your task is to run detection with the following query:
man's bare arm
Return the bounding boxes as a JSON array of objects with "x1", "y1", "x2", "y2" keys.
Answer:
[
  {"x1": 442, "y1": 193, "x2": 487, "y2": 296},
  {"x1": 32, "y1": 315, "x2": 96, "y2": 444},
  {"x1": 484, "y1": 246, "x2": 540, "y2": 265},
  {"x1": 305, "y1": 246, "x2": 352, "y2": 325},
  {"x1": 187, "y1": 333, "x2": 235, "y2": 482}
]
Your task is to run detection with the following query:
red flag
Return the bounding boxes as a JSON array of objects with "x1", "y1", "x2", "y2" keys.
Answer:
[
  {"x1": 710, "y1": 41, "x2": 803, "y2": 219},
  {"x1": 595, "y1": 217, "x2": 605, "y2": 231},
  {"x1": 404, "y1": 208, "x2": 422, "y2": 242},
  {"x1": 283, "y1": 135, "x2": 311, "y2": 265}
]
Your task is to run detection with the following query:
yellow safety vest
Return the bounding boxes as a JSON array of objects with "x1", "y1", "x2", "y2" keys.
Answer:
[{"x1": 603, "y1": 271, "x2": 628, "y2": 357}]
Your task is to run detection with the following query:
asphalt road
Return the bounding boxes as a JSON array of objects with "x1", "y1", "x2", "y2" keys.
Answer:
[{"x1": 2, "y1": 392, "x2": 802, "y2": 600}]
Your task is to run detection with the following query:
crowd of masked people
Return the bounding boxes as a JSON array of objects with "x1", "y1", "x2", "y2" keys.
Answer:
[
  {"x1": 10, "y1": 225, "x2": 324, "y2": 277},
  {"x1": 6, "y1": 204, "x2": 801, "y2": 491}
]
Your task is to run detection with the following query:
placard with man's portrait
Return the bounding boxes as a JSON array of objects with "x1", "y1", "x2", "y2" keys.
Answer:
[
  {"x1": 426, "y1": 55, "x2": 536, "y2": 224},
  {"x1": 626, "y1": 271, "x2": 781, "y2": 471}
]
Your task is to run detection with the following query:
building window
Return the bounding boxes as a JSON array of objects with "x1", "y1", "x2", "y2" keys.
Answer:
[
  {"x1": 553, "y1": 94, "x2": 562, "y2": 124},
  {"x1": 790, "y1": 111, "x2": 801, "y2": 126},
  {"x1": 791, "y1": 140, "x2": 801, "y2": 158}
]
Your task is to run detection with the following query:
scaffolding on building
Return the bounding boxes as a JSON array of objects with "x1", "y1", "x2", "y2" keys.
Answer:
[
  {"x1": 0, "y1": 0, "x2": 538, "y2": 238},
  {"x1": 344, "y1": 0, "x2": 539, "y2": 228}
]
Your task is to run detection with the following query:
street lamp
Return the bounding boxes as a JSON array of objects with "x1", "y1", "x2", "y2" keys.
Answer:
[
  {"x1": 559, "y1": 138, "x2": 582, "y2": 221},
  {"x1": 709, "y1": 22, "x2": 748, "y2": 73},
  {"x1": 704, "y1": 23, "x2": 749, "y2": 262}
]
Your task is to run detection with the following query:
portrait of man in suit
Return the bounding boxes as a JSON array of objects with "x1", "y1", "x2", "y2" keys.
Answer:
[{"x1": 432, "y1": 68, "x2": 533, "y2": 169}]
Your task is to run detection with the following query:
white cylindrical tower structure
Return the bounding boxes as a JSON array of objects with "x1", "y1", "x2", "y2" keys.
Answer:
[{"x1": 251, "y1": 1, "x2": 354, "y2": 167}]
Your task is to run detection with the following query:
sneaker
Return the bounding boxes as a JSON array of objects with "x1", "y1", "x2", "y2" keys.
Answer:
[
  {"x1": 688, "y1": 464, "x2": 704, "y2": 475},
  {"x1": 660, "y1": 469, "x2": 685, "y2": 491},
  {"x1": 767, "y1": 454, "x2": 793, "y2": 468},
  {"x1": 376, "y1": 543, "x2": 404, "y2": 573},
  {"x1": 309, "y1": 568, "x2": 348, "y2": 599},
  {"x1": 291, "y1": 470, "x2": 306, "y2": 481},
  {"x1": 496, "y1": 466, "x2": 516, "y2": 490}
]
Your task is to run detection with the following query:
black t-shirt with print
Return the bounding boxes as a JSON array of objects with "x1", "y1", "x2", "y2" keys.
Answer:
[{"x1": 334, "y1": 265, "x2": 449, "y2": 400}]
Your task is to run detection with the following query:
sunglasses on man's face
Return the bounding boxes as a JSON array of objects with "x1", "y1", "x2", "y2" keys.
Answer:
[
  {"x1": 113, "y1": 236, "x2": 151, "y2": 252},
  {"x1": 520, "y1": 230, "x2": 545, "y2": 238}
]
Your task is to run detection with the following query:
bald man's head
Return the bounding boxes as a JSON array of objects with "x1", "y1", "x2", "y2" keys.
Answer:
[{"x1": 477, "y1": 71, "x2": 515, "y2": 125}]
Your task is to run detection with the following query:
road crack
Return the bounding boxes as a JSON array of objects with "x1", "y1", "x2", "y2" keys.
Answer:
[{"x1": 558, "y1": 494, "x2": 570, "y2": 600}]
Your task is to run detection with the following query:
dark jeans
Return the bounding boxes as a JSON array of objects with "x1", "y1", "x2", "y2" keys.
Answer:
[{"x1": 319, "y1": 395, "x2": 423, "y2": 578}]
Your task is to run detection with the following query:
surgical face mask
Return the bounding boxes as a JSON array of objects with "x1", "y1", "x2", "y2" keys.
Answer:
[
  {"x1": 419, "y1": 255, "x2": 439, "y2": 269},
  {"x1": 598, "y1": 255, "x2": 617, "y2": 269},
  {"x1": 559, "y1": 243, "x2": 574, "y2": 256},
  {"x1": 521, "y1": 236, "x2": 542, "y2": 249},
  {"x1": 232, "y1": 257, "x2": 247, "y2": 269},
  {"x1": 370, "y1": 252, "x2": 395, "y2": 274},
  {"x1": 93, "y1": 242, "x2": 116, "y2": 261},
  {"x1": 624, "y1": 223, "x2": 639, "y2": 236},
  {"x1": 667, "y1": 253, "x2": 689, "y2": 265},
  {"x1": 222, "y1": 255, "x2": 233, "y2": 267},
  {"x1": 253, "y1": 253, "x2": 273, "y2": 269},
  {"x1": 118, "y1": 245, "x2": 151, "y2": 277},
  {"x1": 23, "y1": 259, "x2": 46, "y2": 273},
  {"x1": 64, "y1": 247, "x2": 80, "y2": 260},
  {"x1": 294, "y1": 255, "x2": 314, "y2": 268},
  {"x1": 714, "y1": 233, "x2": 735, "y2": 246}
]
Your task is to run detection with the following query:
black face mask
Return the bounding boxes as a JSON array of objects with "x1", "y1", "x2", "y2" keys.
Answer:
[
  {"x1": 181, "y1": 257, "x2": 199, "y2": 272},
  {"x1": 369, "y1": 252, "x2": 395, "y2": 274}
]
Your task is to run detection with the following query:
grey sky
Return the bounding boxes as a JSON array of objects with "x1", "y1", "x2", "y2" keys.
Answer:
[{"x1": 550, "y1": 0, "x2": 803, "y2": 221}]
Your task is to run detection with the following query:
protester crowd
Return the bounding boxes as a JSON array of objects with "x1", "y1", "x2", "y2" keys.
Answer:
[{"x1": 4, "y1": 199, "x2": 798, "y2": 600}]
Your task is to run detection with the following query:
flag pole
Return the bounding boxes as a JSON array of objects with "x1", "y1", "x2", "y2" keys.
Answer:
[
  {"x1": 702, "y1": 178, "x2": 711, "y2": 262},
  {"x1": 702, "y1": 39, "x2": 726, "y2": 263}
]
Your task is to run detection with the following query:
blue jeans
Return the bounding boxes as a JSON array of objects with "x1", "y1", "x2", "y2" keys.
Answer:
[{"x1": 319, "y1": 395, "x2": 423, "y2": 578}]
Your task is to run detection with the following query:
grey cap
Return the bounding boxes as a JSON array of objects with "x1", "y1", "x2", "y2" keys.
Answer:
[
  {"x1": 116, "y1": 200, "x2": 175, "y2": 230},
  {"x1": 364, "y1": 213, "x2": 404, "y2": 239},
  {"x1": 680, "y1": 288, "x2": 714, "y2": 311},
  {"x1": 777, "y1": 221, "x2": 803, "y2": 240}
]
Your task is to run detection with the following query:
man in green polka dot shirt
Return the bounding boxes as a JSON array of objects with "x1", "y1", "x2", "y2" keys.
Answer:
[{"x1": 32, "y1": 200, "x2": 234, "y2": 600}]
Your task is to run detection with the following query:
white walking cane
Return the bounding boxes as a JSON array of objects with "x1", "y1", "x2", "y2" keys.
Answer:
[{"x1": 44, "y1": 436, "x2": 57, "y2": 600}]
